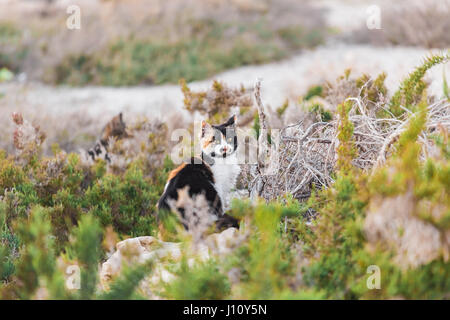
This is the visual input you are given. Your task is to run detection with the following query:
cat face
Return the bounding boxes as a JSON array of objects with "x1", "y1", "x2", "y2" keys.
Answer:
[{"x1": 200, "y1": 115, "x2": 238, "y2": 158}]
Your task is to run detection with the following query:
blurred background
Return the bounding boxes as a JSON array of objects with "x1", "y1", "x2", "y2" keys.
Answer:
[{"x1": 0, "y1": 0, "x2": 449, "y2": 154}]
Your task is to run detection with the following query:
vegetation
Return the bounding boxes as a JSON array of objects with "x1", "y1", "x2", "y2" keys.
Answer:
[
  {"x1": 1, "y1": 53, "x2": 449, "y2": 300},
  {"x1": 0, "y1": 1, "x2": 325, "y2": 86},
  {"x1": 53, "y1": 34, "x2": 288, "y2": 86},
  {"x1": 0, "y1": 117, "x2": 174, "y2": 298}
]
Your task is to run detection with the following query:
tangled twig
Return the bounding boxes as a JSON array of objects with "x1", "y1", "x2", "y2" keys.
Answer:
[{"x1": 244, "y1": 82, "x2": 450, "y2": 202}]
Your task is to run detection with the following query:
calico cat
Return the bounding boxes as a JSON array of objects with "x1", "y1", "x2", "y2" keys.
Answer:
[
  {"x1": 86, "y1": 112, "x2": 130, "y2": 162},
  {"x1": 158, "y1": 115, "x2": 240, "y2": 230}
]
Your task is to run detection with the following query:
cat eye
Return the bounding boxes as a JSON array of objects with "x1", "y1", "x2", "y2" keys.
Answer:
[{"x1": 208, "y1": 136, "x2": 219, "y2": 145}]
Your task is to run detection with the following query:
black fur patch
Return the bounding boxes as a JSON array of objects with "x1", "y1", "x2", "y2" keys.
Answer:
[
  {"x1": 87, "y1": 141, "x2": 110, "y2": 162},
  {"x1": 158, "y1": 157, "x2": 223, "y2": 227},
  {"x1": 215, "y1": 213, "x2": 239, "y2": 231},
  {"x1": 88, "y1": 150, "x2": 95, "y2": 161},
  {"x1": 94, "y1": 143, "x2": 102, "y2": 155}
]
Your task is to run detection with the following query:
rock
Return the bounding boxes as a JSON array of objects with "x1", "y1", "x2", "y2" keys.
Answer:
[
  {"x1": 201, "y1": 227, "x2": 242, "y2": 256},
  {"x1": 100, "y1": 236, "x2": 181, "y2": 289},
  {"x1": 364, "y1": 191, "x2": 449, "y2": 269},
  {"x1": 100, "y1": 227, "x2": 245, "y2": 292}
]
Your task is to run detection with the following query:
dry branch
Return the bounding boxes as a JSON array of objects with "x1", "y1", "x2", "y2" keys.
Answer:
[{"x1": 243, "y1": 89, "x2": 450, "y2": 203}]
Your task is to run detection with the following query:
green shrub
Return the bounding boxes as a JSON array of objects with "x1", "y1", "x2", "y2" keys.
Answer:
[
  {"x1": 70, "y1": 214, "x2": 102, "y2": 299},
  {"x1": 390, "y1": 54, "x2": 449, "y2": 116},
  {"x1": 99, "y1": 263, "x2": 153, "y2": 300},
  {"x1": 163, "y1": 259, "x2": 230, "y2": 300},
  {"x1": 301, "y1": 81, "x2": 449, "y2": 299},
  {"x1": 50, "y1": 19, "x2": 324, "y2": 86},
  {"x1": 223, "y1": 199, "x2": 304, "y2": 299},
  {"x1": 0, "y1": 202, "x2": 19, "y2": 281},
  {"x1": 1, "y1": 56, "x2": 449, "y2": 300},
  {"x1": 85, "y1": 161, "x2": 171, "y2": 237},
  {"x1": 0, "y1": 205, "x2": 150, "y2": 299},
  {"x1": 304, "y1": 85, "x2": 323, "y2": 101},
  {"x1": 308, "y1": 102, "x2": 332, "y2": 122}
]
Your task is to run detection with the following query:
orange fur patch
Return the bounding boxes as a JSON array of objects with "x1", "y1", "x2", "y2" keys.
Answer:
[
  {"x1": 168, "y1": 163, "x2": 187, "y2": 181},
  {"x1": 202, "y1": 139, "x2": 214, "y2": 149}
]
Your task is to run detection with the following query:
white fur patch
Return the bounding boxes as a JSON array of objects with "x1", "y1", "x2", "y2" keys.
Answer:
[{"x1": 209, "y1": 152, "x2": 241, "y2": 212}]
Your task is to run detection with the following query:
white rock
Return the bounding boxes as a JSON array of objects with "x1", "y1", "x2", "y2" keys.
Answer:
[{"x1": 100, "y1": 228, "x2": 245, "y2": 292}]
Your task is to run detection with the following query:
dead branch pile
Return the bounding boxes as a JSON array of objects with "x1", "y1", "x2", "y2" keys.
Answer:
[{"x1": 246, "y1": 80, "x2": 450, "y2": 202}]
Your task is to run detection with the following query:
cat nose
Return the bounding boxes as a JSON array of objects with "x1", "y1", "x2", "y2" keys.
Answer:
[{"x1": 221, "y1": 146, "x2": 228, "y2": 153}]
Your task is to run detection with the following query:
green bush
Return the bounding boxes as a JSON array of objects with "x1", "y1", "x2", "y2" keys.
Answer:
[
  {"x1": 53, "y1": 38, "x2": 285, "y2": 86},
  {"x1": 85, "y1": 163, "x2": 163, "y2": 237},
  {"x1": 48, "y1": 18, "x2": 324, "y2": 86},
  {"x1": 300, "y1": 90, "x2": 450, "y2": 299},
  {"x1": 1, "y1": 55, "x2": 449, "y2": 300},
  {"x1": 163, "y1": 259, "x2": 230, "y2": 300}
]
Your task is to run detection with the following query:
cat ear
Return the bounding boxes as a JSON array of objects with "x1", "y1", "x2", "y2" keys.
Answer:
[
  {"x1": 120, "y1": 112, "x2": 126, "y2": 126},
  {"x1": 201, "y1": 120, "x2": 212, "y2": 137},
  {"x1": 226, "y1": 114, "x2": 237, "y2": 126}
]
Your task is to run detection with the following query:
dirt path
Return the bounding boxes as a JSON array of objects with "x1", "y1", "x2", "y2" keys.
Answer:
[{"x1": 1, "y1": 44, "x2": 447, "y2": 121}]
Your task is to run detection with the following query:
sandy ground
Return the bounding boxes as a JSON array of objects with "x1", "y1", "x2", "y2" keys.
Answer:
[{"x1": 1, "y1": 44, "x2": 447, "y2": 122}]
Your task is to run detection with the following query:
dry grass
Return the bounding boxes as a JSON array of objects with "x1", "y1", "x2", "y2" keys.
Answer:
[
  {"x1": 0, "y1": 108, "x2": 111, "y2": 156},
  {"x1": 244, "y1": 78, "x2": 450, "y2": 202},
  {"x1": 349, "y1": 0, "x2": 450, "y2": 48}
]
